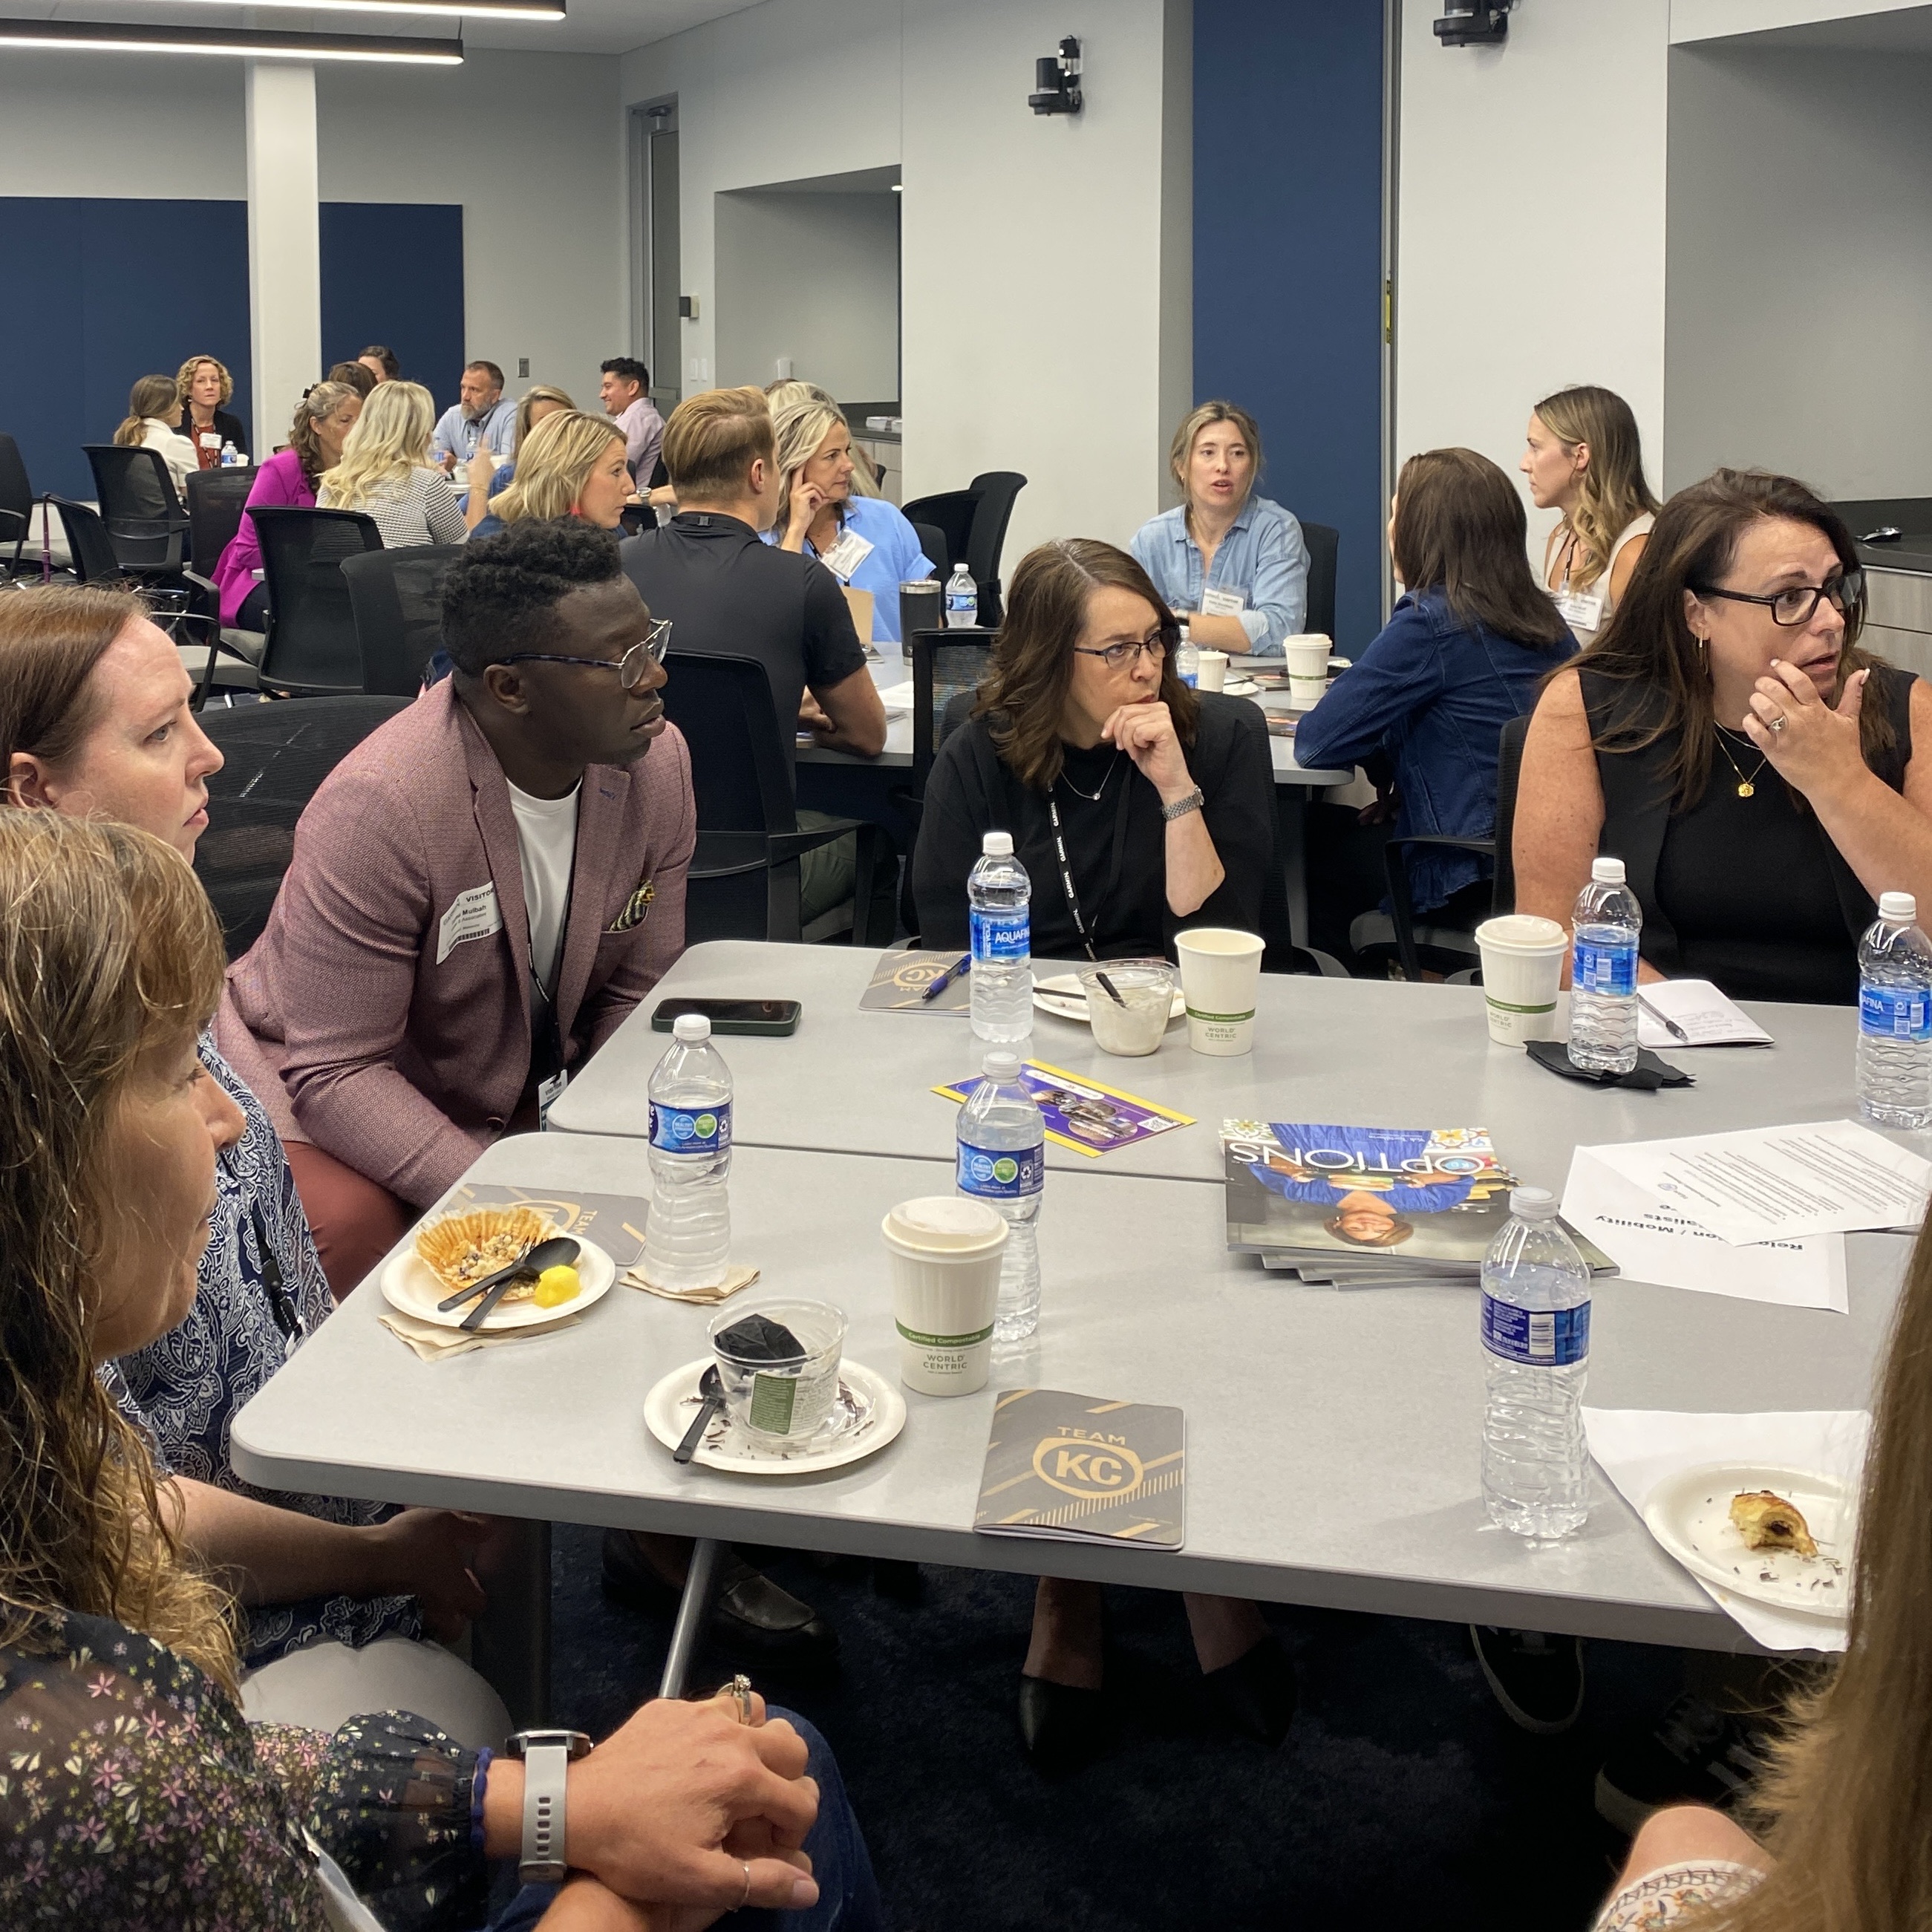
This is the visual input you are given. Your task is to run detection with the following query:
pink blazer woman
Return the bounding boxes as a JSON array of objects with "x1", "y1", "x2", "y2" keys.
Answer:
[{"x1": 212, "y1": 447, "x2": 316, "y2": 628}]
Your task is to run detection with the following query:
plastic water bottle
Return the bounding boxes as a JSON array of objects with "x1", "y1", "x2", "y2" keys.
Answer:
[
  {"x1": 220, "y1": 440, "x2": 241, "y2": 466},
  {"x1": 1175, "y1": 623, "x2": 1199, "y2": 689},
  {"x1": 944, "y1": 561, "x2": 978, "y2": 629},
  {"x1": 642, "y1": 1014, "x2": 733, "y2": 1290},
  {"x1": 1857, "y1": 891, "x2": 1932, "y2": 1128},
  {"x1": 1481, "y1": 1186, "x2": 1591, "y2": 1538},
  {"x1": 968, "y1": 830, "x2": 1031, "y2": 1042},
  {"x1": 956, "y1": 1051, "x2": 1044, "y2": 1341},
  {"x1": 1567, "y1": 855, "x2": 1642, "y2": 1075}
]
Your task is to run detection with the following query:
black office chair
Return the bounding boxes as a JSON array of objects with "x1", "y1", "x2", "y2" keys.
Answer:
[
  {"x1": 901, "y1": 471, "x2": 1027, "y2": 588},
  {"x1": 194, "y1": 696, "x2": 411, "y2": 958},
  {"x1": 249, "y1": 505, "x2": 385, "y2": 697},
  {"x1": 342, "y1": 543, "x2": 463, "y2": 695},
  {"x1": 660, "y1": 650, "x2": 886, "y2": 946},
  {"x1": 910, "y1": 520, "x2": 948, "y2": 580},
  {"x1": 1365, "y1": 711, "x2": 1532, "y2": 983},
  {"x1": 40, "y1": 494, "x2": 219, "y2": 676},
  {"x1": 1302, "y1": 522, "x2": 1339, "y2": 642},
  {"x1": 891, "y1": 630, "x2": 999, "y2": 935},
  {"x1": 185, "y1": 466, "x2": 258, "y2": 575},
  {"x1": 0, "y1": 433, "x2": 33, "y2": 580},
  {"x1": 83, "y1": 445, "x2": 192, "y2": 577}
]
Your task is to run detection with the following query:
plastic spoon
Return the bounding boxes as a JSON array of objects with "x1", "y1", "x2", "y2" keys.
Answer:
[{"x1": 674, "y1": 1365, "x2": 726, "y2": 1464}]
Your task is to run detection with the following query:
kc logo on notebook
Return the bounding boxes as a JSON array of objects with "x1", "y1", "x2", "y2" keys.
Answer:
[
  {"x1": 1032, "y1": 1432, "x2": 1146, "y2": 1501},
  {"x1": 605, "y1": 878, "x2": 656, "y2": 935}
]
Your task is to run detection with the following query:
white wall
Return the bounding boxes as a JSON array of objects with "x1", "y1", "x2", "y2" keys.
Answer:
[
  {"x1": 1665, "y1": 45, "x2": 1932, "y2": 495},
  {"x1": 621, "y1": 0, "x2": 1191, "y2": 564},
  {"x1": 1395, "y1": 0, "x2": 1672, "y2": 555},
  {"x1": 714, "y1": 188, "x2": 899, "y2": 398}
]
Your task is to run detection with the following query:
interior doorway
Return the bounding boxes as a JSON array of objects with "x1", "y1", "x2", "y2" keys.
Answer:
[{"x1": 632, "y1": 100, "x2": 680, "y2": 412}]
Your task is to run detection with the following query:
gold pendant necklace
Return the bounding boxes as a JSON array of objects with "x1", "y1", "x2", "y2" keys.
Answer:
[{"x1": 1714, "y1": 727, "x2": 1769, "y2": 798}]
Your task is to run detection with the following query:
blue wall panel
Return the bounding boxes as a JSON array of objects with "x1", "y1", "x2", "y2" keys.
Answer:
[
  {"x1": 1192, "y1": 0, "x2": 1386, "y2": 653},
  {"x1": 320, "y1": 200, "x2": 465, "y2": 411}
]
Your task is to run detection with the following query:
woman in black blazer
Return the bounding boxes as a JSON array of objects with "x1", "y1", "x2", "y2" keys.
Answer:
[{"x1": 174, "y1": 354, "x2": 248, "y2": 470}]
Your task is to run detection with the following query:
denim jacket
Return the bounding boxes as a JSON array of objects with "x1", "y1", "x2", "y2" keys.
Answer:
[
  {"x1": 1129, "y1": 495, "x2": 1309, "y2": 655},
  {"x1": 1294, "y1": 590, "x2": 1577, "y2": 913}
]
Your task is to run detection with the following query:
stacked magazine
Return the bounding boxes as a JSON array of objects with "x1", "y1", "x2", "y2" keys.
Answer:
[{"x1": 1221, "y1": 1120, "x2": 1612, "y2": 1288}]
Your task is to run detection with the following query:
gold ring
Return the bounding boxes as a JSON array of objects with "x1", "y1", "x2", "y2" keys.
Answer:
[{"x1": 728, "y1": 1672, "x2": 754, "y2": 1725}]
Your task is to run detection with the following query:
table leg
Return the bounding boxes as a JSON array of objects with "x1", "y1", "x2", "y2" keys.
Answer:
[
  {"x1": 471, "y1": 1518, "x2": 551, "y2": 1729},
  {"x1": 659, "y1": 1536, "x2": 727, "y2": 1700},
  {"x1": 1277, "y1": 786, "x2": 1311, "y2": 950}
]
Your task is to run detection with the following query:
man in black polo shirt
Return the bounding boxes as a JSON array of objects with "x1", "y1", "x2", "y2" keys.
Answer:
[{"x1": 619, "y1": 385, "x2": 887, "y2": 924}]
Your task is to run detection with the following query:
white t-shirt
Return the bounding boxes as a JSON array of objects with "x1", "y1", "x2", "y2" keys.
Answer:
[{"x1": 506, "y1": 779, "x2": 581, "y2": 996}]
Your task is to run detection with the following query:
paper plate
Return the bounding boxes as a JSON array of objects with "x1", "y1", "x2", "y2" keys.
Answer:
[
  {"x1": 1221, "y1": 679, "x2": 1262, "y2": 698},
  {"x1": 1032, "y1": 972, "x2": 1186, "y2": 1025},
  {"x1": 1642, "y1": 1462, "x2": 1856, "y2": 1620},
  {"x1": 644, "y1": 1356, "x2": 906, "y2": 1475},
  {"x1": 381, "y1": 1236, "x2": 616, "y2": 1333}
]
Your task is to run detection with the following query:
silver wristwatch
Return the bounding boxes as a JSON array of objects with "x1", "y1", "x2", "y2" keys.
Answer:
[
  {"x1": 1159, "y1": 786, "x2": 1205, "y2": 823},
  {"x1": 504, "y1": 1729, "x2": 593, "y2": 1882}
]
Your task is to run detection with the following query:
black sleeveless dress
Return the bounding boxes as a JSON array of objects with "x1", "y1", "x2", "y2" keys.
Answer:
[{"x1": 1579, "y1": 663, "x2": 1916, "y2": 1005}]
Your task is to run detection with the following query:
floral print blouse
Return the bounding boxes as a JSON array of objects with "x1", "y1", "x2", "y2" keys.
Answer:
[
  {"x1": 102, "y1": 1041, "x2": 420, "y2": 1668},
  {"x1": 0, "y1": 1612, "x2": 486, "y2": 1930}
]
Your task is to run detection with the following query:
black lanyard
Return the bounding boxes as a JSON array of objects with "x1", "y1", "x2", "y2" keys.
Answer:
[{"x1": 1045, "y1": 760, "x2": 1135, "y2": 962}]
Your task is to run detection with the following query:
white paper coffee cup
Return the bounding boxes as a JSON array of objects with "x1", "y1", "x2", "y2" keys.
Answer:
[
  {"x1": 1283, "y1": 634, "x2": 1331, "y2": 680},
  {"x1": 1195, "y1": 650, "x2": 1227, "y2": 692},
  {"x1": 1475, "y1": 914, "x2": 1569, "y2": 1045},
  {"x1": 1175, "y1": 927, "x2": 1266, "y2": 1056},
  {"x1": 881, "y1": 1197, "x2": 1008, "y2": 1395},
  {"x1": 1288, "y1": 676, "x2": 1327, "y2": 710}
]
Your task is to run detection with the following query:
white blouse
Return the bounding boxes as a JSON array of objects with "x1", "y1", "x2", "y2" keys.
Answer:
[{"x1": 137, "y1": 419, "x2": 199, "y2": 495}]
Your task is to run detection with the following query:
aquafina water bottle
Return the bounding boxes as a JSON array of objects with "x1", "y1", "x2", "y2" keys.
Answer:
[
  {"x1": 642, "y1": 1014, "x2": 733, "y2": 1290},
  {"x1": 968, "y1": 830, "x2": 1031, "y2": 1042},
  {"x1": 1481, "y1": 1186, "x2": 1590, "y2": 1538},
  {"x1": 1857, "y1": 890, "x2": 1932, "y2": 1129},
  {"x1": 956, "y1": 1051, "x2": 1044, "y2": 1341},
  {"x1": 1567, "y1": 856, "x2": 1642, "y2": 1075}
]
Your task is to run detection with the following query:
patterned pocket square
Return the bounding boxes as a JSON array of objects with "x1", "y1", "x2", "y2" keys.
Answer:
[{"x1": 605, "y1": 878, "x2": 656, "y2": 935}]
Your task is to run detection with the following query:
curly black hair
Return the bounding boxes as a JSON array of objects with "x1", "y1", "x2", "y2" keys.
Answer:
[{"x1": 440, "y1": 518, "x2": 627, "y2": 676}]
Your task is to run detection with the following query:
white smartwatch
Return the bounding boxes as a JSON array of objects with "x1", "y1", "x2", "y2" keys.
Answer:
[{"x1": 504, "y1": 1729, "x2": 593, "y2": 1883}]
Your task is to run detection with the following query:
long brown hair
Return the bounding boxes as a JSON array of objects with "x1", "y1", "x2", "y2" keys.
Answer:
[
  {"x1": 1533, "y1": 385, "x2": 1660, "y2": 591},
  {"x1": 1694, "y1": 1211, "x2": 1932, "y2": 1932},
  {"x1": 0, "y1": 812, "x2": 236, "y2": 1688},
  {"x1": 114, "y1": 375, "x2": 180, "y2": 448},
  {"x1": 1581, "y1": 469, "x2": 1886, "y2": 810},
  {"x1": 1392, "y1": 448, "x2": 1573, "y2": 649},
  {"x1": 0, "y1": 585, "x2": 145, "y2": 785},
  {"x1": 975, "y1": 538, "x2": 1199, "y2": 792},
  {"x1": 289, "y1": 379, "x2": 357, "y2": 484}
]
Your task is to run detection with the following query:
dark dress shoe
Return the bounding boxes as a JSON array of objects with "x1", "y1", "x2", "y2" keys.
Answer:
[
  {"x1": 601, "y1": 1530, "x2": 840, "y2": 1668},
  {"x1": 1203, "y1": 1635, "x2": 1296, "y2": 1745},
  {"x1": 1018, "y1": 1674, "x2": 1106, "y2": 1772}
]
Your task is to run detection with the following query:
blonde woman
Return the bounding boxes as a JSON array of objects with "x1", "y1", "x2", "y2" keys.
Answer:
[
  {"x1": 461, "y1": 383, "x2": 575, "y2": 531},
  {"x1": 1129, "y1": 400, "x2": 1311, "y2": 658},
  {"x1": 317, "y1": 379, "x2": 466, "y2": 548},
  {"x1": 113, "y1": 373, "x2": 198, "y2": 493},
  {"x1": 768, "y1": 396, "x2": 932, "y2": 643},
  {"x1": 1521, "y1": 384, "x2": 1660, "y2": 644},
  {"x1": 766, "y1": 378, "x2": 884, "y2": 499},
  {"x1": 174, "y1": 352, "x2": 247, "y2": 469},
  {"x1": 471, "y1": 408, "x2": 633, "y2": 538}
]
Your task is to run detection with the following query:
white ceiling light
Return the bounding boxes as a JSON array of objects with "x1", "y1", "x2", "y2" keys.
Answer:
[
  {"x1": 143, "y1": 0, "x2": 564, "y2": 19},
  {"x1": 0, "y1": 15, "x2": 465, "y2": 58}
]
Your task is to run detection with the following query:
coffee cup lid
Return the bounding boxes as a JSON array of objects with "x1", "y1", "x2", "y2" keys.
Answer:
[
  {"x1": 883, "y1": 1196, "x2": 1008, "y2": 1255},
  {"x1": 1475, "y1": 914, "x2": 1568, "y2": 953}
]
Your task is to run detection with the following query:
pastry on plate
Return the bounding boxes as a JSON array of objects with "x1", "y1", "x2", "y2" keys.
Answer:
[
  {"x1": 414, "y1": 1205, "x2": 555, "y2": 1297},
  {"x1": 1729, "y1": 1489, "x2": 1818, "y2": 1559}
]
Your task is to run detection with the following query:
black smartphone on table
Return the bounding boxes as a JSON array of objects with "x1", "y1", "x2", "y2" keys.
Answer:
[{"x1": 650, "y1": 996, "x2": 803, "y2": 1037}]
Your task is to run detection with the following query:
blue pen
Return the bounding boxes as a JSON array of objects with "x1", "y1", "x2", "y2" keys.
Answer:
[{"x1": 921, "y1": 954, "x2": 972, "y2": 1002}]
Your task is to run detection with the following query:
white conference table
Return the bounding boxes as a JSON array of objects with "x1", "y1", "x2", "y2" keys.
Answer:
[{"x1": 549, "y1": 941, "x2": 1870, "y2": 1188}]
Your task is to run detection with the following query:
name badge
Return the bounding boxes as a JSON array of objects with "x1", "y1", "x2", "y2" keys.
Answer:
[
  {"x1": 817, "y1": 529, "x2": 875, "y2": 581},
  {"x1": 537, "y1": 1068, "x2": 568, "y2": 1129},
  {"x1": 437, "y1": 882, "x2": 503, "y2": 964},
  {"x1": 198, "y1": 431, "x2": 222, "y2": 451},
  {"x1": 1553, "y1": 587, "x2": 1605, "y2": 632},
  {"x1": 1200, "y1": 586, "x2": 1246, "y2": 618}
]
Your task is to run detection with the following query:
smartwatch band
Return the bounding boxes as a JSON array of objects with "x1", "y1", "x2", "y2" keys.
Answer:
[{"x1": 520, "y1": 1740, "x2": 569, "y2": 1883}]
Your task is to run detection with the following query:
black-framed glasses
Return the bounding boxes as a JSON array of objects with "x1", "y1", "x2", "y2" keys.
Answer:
[
  {"x1": 1072, "y1": 626, "x2": 1173, "y2": 670},
  {"x1": 497, "y1": 619, "x2": 672, "y2": 689},
  {"x1": 1691, "y1": 569, "x2": 1864, "y2": 629}
]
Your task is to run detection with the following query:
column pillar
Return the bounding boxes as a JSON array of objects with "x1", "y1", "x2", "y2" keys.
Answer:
[{"x1": 245, "y1": 60, "x2": 322, "y2": 457}]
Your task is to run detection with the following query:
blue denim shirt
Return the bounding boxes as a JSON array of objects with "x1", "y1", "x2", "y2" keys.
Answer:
[
  {"x1": 759, "y1": 494, "x2": 935, "y2": 642},
  {"x1": 1129, "y1": 495, "x2": 1309, "y2": 655},
  {"x1": 1294, "y1": 590, "x2": 1577, "y2": 913}
]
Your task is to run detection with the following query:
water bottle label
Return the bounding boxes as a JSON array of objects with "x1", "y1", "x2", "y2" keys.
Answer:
[
  {"x1": 648, "y1": 1099, "x2": 731, "y2": 1154},
  {"x1": 1481, "y1": 1293, "x2": 1590, "y2": 1367},
  {"x1": 1860, "y1": 983, "x2": 1931, "y2": 1040},
  {"x1": 970, "y1": 907, "x2": 1029, "y2": 962},
  {"x1": 1572, "y1": 939, "x2": 1637, "y2": 997},
  {"x1": 957, "y1": 1138, "x2": 1044, "y2": 1199}
]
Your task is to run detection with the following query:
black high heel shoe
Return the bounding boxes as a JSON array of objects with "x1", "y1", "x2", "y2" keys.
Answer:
[
  {"x1": 1202, "y1": 1635, "x2": 1296, "y2": 1745},
  {"x1": 1018, "y1": 1675, "x2": 1107, "y2": 1771}
]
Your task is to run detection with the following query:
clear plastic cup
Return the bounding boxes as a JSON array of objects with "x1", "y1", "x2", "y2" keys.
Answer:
[
  {"x1": 1075, "y1": 959, "x2": 1174, "y2": 1057},
  {"x1": 708, "y1": 1299, "x2": 846, "y2": 1440}
]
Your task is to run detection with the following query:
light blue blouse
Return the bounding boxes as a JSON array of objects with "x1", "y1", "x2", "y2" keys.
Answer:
[
  {"x1": 763, "y1": 492, "x2": 934, "y2": 644},
  {"x1": 1129, "y1": 495, "x2": 1311, "y2": 656}
]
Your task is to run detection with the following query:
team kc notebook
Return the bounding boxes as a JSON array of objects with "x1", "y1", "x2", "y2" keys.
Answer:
[{"x1": 973, "y1": 1389, "x2": 1185, "y2": 1550}]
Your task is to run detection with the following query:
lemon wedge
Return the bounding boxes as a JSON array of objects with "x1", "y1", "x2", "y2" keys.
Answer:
[{"x1": 533, "y1": 1263, "x2": 581, "y2": 1308}]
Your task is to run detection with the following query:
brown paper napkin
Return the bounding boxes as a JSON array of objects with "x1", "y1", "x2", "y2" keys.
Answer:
[
  {"x1": 377, "y1": 1308, "x2": 583, "y2": 1361},
  {"x1": 621, "y1": 1262, "x2": 761, "y2": 1306}
]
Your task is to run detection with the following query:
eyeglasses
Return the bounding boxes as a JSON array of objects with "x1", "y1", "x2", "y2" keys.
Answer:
[
  {"x1": 497, "y1": 619, "x2": 672, "y2": 689},
  {"x1": 1071, "y1": 627, "x2": 1173, "y2": 670},
  {"x1": 1691, "y1": 569, "x2": 1863, "y2": 629}
]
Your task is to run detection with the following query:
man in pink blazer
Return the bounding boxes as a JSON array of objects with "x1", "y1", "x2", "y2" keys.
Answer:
[{"x1": 221, "y1": 519, "x2": 695, "y2": 1296}]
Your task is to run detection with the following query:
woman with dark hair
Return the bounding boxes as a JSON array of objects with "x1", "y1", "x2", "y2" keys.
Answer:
[
  {"x1": 1296, "y1": 447, "x2": 1578, "y2": 921},
  {"x1": 330, "y1": 357, "x2": 379, "y2": 399},
  {"x1": 114, "y1": 373, "x2": 199, "y2": 493},
  {"x1": 912, "y1": 537, "x2": 1276, "y2": 959},
  {"x1": 359, "y1": 342, "x2": 401, "y2": 383},
  {"x1": 1515, "y1": 468, "x2": 1932, "y2": 1003}
]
